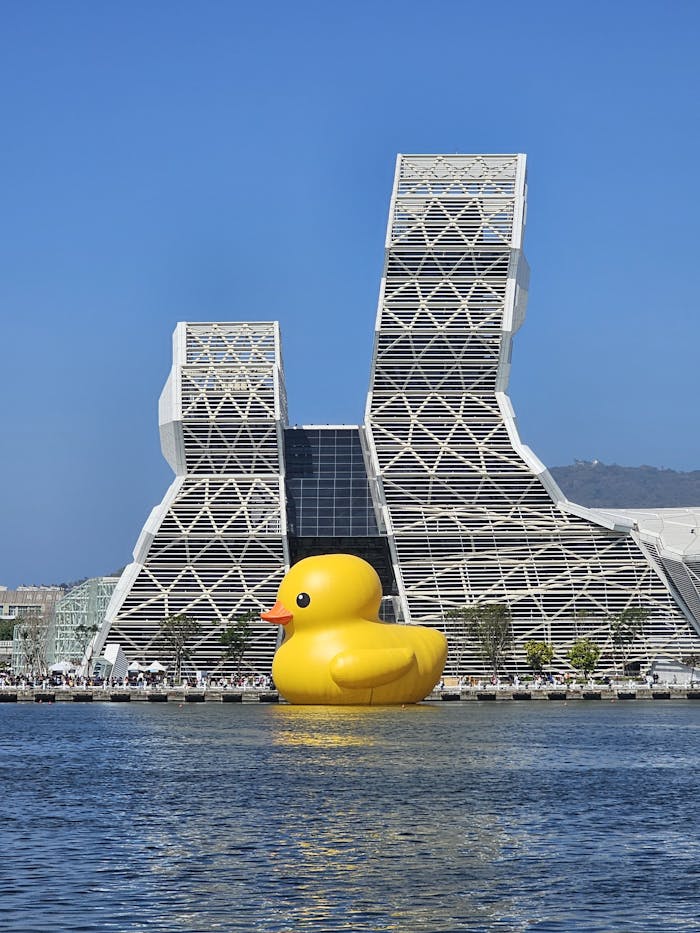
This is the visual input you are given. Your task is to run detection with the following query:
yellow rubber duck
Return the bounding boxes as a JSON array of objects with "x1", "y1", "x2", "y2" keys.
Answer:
[{"x1": 261, "y1": 554, "x2": 447, "y2": 705}]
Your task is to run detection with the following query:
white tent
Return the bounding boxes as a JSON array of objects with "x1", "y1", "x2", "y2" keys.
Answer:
[
  {"x1": 148, "y1": 660, "x2": 167, "y2": 673},
  {"x1": 50, "y1": 661, "x2": 74, "y2": 674},
  {"x1": 127, "y1": 661, "x2": 144, "y2": 672}
]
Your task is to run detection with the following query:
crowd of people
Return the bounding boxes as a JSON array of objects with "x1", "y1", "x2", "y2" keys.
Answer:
[
  {"x1": 0, "y1": 670, "x2": 682, "y2": 693},
  {"x1": 0, "y1": 672, "x2": 275, "y2": 691},
  {"x1": 437, "y1": 671, "x2": 664, "y2": 691}
]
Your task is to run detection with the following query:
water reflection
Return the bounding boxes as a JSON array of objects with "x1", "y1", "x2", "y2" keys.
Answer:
[
  {"x1": 270, "y1": 703, "x2": 418, "y2": 748},
  {"x1": 1, "y1": 703, "x2": 699, "y2": 930}
]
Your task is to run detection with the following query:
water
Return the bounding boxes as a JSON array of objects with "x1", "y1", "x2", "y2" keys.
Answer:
[{"x1": 1, "y1": 701, "x2": 699, "y2": 932}]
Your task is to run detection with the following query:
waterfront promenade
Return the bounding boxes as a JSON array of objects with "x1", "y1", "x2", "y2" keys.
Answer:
[{"x1": 2, "y1": 684, "x2": 700, "y2": 703}]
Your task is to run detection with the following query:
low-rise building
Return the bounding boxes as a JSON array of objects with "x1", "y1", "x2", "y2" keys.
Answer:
[{"x1": 2, "y1": 586, "x2": 64, "y2": 675}]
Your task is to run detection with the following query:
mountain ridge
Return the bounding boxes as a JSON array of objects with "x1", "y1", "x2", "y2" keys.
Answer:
[{"x1": 549, "y1": 462, "x2": 700, "y2": 509}]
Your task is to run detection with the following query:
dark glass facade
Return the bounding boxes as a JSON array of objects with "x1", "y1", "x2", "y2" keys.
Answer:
[
  {"x1": 283, "y1": 427, "x2": 397, "y2": 603},
  {"x1": 284, "y1": 428, "x2": 379, "y2": 537}
]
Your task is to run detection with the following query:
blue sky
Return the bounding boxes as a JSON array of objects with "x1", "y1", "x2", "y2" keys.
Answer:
[{"x1": 2, "y1": 0, "x2": 699, "y2": 587}]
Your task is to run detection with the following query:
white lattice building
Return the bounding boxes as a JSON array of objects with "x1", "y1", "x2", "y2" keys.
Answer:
[
  {"x1": 91, "y1": 155, "x2": 700, "y2": 678},
  {"x1": 363, "y1": 154, "x2": 700, "y2": 676},
  {"x1": 93, "y1": 323, "x2": 289, "y2": 676}
]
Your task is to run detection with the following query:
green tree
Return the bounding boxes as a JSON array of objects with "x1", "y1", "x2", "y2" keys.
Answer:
[
  {"x1": 567, "y1": 637, "x2": 601, "y2": 678},
  {"x1": 221, "y1": 610, "x2": 258, "y2": 678},
  {"x1": 455, "y1": 603, "x2": 512, "y2": 677},
  {"x1": 525, "y1": 640, "x2": 554, "y2": 674},
  {"x1": 157, "y1": 614, "x2": 202, "y2": 683},
  {"x1": 0, "y1": 618, "x2": 14, "y2": 641},
  {"x1": 609, "y1": 608, "x2": 648, "y2": 675}
]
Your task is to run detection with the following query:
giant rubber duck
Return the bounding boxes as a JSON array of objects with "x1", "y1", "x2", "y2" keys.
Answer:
[{"x1": 261, "y1": 554, "x2": 447, "y2": 705}]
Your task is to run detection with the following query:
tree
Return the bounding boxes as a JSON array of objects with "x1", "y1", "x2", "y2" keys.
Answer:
[
  {"x1": 157, "y1": 614, "x2": 202, "y2": 682},
  {"x1": 567, "y1": 638, "x2": 601, "y2": 678},
  {"x1": 525, "y1": 640, "x2": 554, "y2": 674},
  {"x1": 74, "y1": 623, "x2": 100, "y2": 672},
  {"x1": 221, "y1": 610, "x2": 258, "y2": 678},
  {"x1": 16, "y1": 614, "x2": 50, "y2": 676},
  {"x1": 454, "y1": 603, "x2": 512, "y2": 677},
  {"x1": 609, "y1": 608, "x2": 648, "y2": 675},
  {"x1": 75, "y1": 623, "x2": 99, "y2": 640},
  {"x1": 443, "y1": 607, "x2": 472, "y2": 671},
  {"x1": 682, "y1": 653, "x2": 700, "y2": 685}
]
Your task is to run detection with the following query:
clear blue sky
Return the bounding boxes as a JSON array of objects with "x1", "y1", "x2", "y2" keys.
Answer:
[{"x1": 2, "y1": 0, "x2": 699, "y2": 587}]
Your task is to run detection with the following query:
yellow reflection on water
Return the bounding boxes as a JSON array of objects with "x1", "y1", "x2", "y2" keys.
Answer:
[
  {"x1": 269, "y1": 702, "x2": 426, "y2": 747},
  {"x1": 273, "y1": 730, "x2": 373, "y2": 747}
]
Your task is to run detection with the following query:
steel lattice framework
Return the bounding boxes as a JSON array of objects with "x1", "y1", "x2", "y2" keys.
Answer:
[
  {"x1": 364, "y1": 154, "x2": 700, "y2": 677},
  {"x1": 50, "y1": 577, "x2": 119, "y2": 668},
  {"x1": 93, "y1": 323, "x2": 288, "y2": 676},
  {"x1": 91, "y1": 156, "x2": 700, "y2": 679}
]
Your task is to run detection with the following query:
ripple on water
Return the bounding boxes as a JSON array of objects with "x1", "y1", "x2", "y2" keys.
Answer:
[{"x1": 0, "y1": 701, "x2": 699, "y2": 931}]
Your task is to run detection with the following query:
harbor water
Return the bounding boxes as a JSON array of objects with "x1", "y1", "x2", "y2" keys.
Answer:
[{"x1": 1, "y1": 701, "x2": 699, "y2": 931}]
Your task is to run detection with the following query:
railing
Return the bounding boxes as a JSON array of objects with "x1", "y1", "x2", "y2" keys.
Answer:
[{"x1": 1, "y1": 683, "x2": 699, "y2": 703}]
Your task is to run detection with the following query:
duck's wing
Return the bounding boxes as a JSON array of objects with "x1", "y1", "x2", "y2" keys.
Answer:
[{"x1": 330, "y1": 646, "x2": 415, "y2": 689}]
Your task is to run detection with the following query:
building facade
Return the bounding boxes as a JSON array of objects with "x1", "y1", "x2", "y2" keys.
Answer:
[
  {"x1": 49, "y1": 576, "x2": 119, "y2": 669},
  {"x1": 2, "y1": 587, "x2": 64, "y2": 675},
  {"x1": 363, "y1": 154, "x2": 700, "y2": 676},
  {"x1": 96, "y1": 322, "x2": 289, "y2": 676},
  {"x1": 92, "y1": 155, "x2": 700, "y2": 678}
]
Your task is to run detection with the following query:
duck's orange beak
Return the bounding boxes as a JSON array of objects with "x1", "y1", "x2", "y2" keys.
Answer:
[{"x1": 261, "y1": 601, "x2": 293, "y2": 626}]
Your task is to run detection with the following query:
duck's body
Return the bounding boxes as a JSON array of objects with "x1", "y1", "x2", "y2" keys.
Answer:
[
  {"x1": 262, "y1": 554, "x2": 447, "y2": 705},
  {"x1": 273, "y1": 617, "x2": 447, "y2": 705}
]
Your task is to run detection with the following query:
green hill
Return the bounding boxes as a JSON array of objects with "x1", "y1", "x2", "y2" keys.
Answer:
[{"x1": 549, "y1": 462, "x2": 700, "y2": 508}]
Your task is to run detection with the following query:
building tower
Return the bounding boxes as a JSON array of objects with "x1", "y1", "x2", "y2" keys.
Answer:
[
  {"x1": 364, "y1": 154, "x2": 700, "y2": 675},
  {"x1": 94, "y1": 322, "x2": 289, "y2": 676},
  {"x1": 91, "y1": 157, "x2": 700, "y2": 680}
]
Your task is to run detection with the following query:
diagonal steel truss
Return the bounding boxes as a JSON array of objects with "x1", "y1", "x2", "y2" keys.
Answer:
[
  {"x1": 50, "y1": 577, "x2": 119, "y2": 668},
  {"x1": 363, "y1": 154, "x2": 700, "y2": 677},
  {"x1": 90, "y1": 323, "x2": 289, "y2": 677},
  {"x1": 90, "y1": 156, "x2": 700, "y2": 680}
]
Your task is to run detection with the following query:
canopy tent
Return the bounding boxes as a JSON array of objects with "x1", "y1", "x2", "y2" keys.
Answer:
[
  {"x1": 127, "y1": 661, "x2": 144, "y2": 672},
  {"x1": 147, "y1": 660, "x2": 167, "y2": 673},
  {"x1": 50, "y1": 661, "x2": 75, "y2": 674}
]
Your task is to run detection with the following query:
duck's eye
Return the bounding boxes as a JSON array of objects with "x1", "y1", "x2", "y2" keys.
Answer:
[{"x1": 296, "y1": 592, "x2": 311, "y2": 608}]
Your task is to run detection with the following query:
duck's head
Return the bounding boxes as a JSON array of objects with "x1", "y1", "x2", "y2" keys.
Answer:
[{"x1": 261, "y1": 554, "x2": 383, "y2": 632}]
